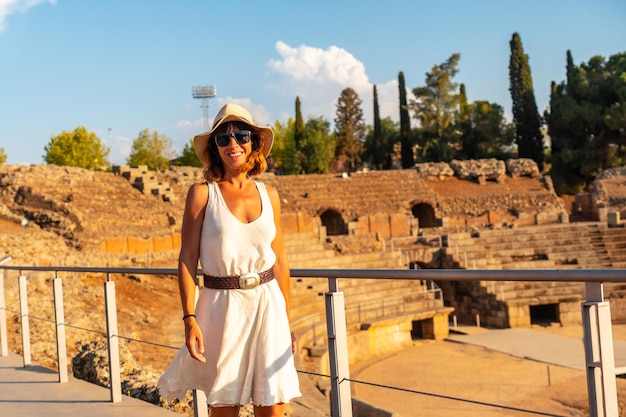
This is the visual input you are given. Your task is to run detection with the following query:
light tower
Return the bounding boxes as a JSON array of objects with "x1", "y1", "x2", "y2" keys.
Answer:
[{"x1": 192, "y1": 85, "x2": 217, "y2": 131}]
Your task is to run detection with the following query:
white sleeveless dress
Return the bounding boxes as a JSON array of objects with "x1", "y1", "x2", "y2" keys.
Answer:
[{"x1": 158, "y1": 181, "x2": 301, "y2": 407}]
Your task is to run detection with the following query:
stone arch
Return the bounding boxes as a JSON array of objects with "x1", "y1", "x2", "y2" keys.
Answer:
[
  {"x1": 411, "y1": 202, "x2": 439, "y2": 228},
  {"x1": 318, "y1": 208, "x2": 348, "y2": 236}
]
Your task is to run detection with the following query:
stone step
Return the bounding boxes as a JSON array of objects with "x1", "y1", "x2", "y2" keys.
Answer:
[
  {"x1": 289, "y1": 252, "x2": 402, "y2": 269},
  {"x1": 500, "y1": 259, "x2": 556, "y2": 269}
]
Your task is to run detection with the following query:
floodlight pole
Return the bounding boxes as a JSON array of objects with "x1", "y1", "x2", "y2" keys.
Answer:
[{"x1": 192, "y1": 85, "x2": 217, "y2": 131}]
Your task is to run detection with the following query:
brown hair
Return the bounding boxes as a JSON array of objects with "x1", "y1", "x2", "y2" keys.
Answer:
[{"x1": 201, "y1": 122, "x2": 268, "y2": 181}]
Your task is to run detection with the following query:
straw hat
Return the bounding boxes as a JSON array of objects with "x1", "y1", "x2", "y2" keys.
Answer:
[{"x1": 193, "y1": 103, "x2": 274, "y2": 163}]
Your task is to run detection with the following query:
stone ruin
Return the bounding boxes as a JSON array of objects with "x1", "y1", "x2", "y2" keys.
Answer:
[
  {"x1": 112, "y1": 164, "x2": 177, "y2": 203},
  {"x1": 416, "y1": 158, "x2": 541, "y2": 184}
]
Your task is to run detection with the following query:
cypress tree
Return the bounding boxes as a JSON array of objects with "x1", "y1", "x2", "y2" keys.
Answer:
[
  {"x1": 294, "y1": 96, "x2": 305, "y2": 149},
  {"x1": 508, "y1": 32, "x2": 544, "y2": 170},
  {"x1": 372, "y1": 85, "x2": 384, "y2": 168},
  {"x1": 399, "y1": 71, "x2": 413, "y2": 168},
  {"x1": 458, "y1": 83, "x2": 472, "y2": 158}
]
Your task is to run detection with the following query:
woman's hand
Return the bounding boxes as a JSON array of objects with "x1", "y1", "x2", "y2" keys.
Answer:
[
  {"x1": 291, "y1": 331, "x2": 297, "y2": 356},
  {"x1": 185, "y1": 316, "x2": 206, "y2": 363}
]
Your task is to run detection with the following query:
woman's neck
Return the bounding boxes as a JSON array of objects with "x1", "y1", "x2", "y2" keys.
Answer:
[{"x1": 220, "y1": 171, "x2": 251, "y2": 188}]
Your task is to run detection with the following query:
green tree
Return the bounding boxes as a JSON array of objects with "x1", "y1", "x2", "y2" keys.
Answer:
[
  {"x1": 271, "y1": 119, "x2": 299, "y2": 175},
  {"x1": 399, "y1": 71, "x2": 413, "y2": 168},
  {"x1": 364, "y1": 117, "x2": 400, "y2": 170},
  {"x1": 334, "y1": 87, "x2": 366, "y2": 172},
  {"x1": 294, "y1": 97, "x2": 305, "y2": 150},
  {"x1": 300, "y1": 116, "x2": 336, "y2": 174},
  {"x1": 174, "y1": 139, "x2": 202, "y2": 167},
  {"x1": 410, "y1": 53, "x2": 462, "y2": 162},
  {"x1": 44, "y1": 126, "x2": 110, "y2": 170},
  {"x1": 546, "y1": 50, "x2": 626, "y2": 194},
  {"x1": 460, "y1": 100, "x2": 515, "y2": 159},
  {"x1": 0, "y1": 147, "x2": 7, "y2": 164},
  {"x1": 127, "y1": 129, "x2": 177, "y2": 171},
  {"x1": 509, "y1": 32, "x2": 544, "y2": 170},
  {"x1": 370, "y1": 85, "x2": 385, "y2": 168},
  {"x1": 364, "y1": 85, "x2": 399, "y2": 169}
]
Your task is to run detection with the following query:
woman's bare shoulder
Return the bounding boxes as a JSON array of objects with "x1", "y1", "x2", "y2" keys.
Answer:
[{"x1": 186, "y1": 181, "x2": 210, "y2": 202}]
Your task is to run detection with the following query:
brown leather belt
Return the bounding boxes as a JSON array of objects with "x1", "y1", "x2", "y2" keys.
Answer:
[{"x1": 203, "y1": 269, "x2": 274, "y2": 290}]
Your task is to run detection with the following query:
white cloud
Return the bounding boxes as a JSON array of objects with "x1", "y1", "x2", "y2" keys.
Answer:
[
  {"x1": 177, "y1": 118, "x2": 204, "y2": 137},
  {"x1": 266, "y1": 41, "x2": 414, "y2": 125},
  {"x1": 267, "y1": 41, "x2": 371, "y2": 122},
  {"x1": 268, "y1": 41, "x2": 369, "y2": 87},
  {"x1": 0, "y1": 0, "x2": 56, "y2": 32}
]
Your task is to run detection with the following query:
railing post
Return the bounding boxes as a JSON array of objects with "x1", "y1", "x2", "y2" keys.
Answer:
[
  {"x1": 325, "y1": 277, "x2": 353, "y2": 417},
  {"x1": 53, "y1": 277, "x2": 68, "y2": 383},
  {"x1": 0, "y1": 268, "x2": 8, "y2": 357},
  {"x1": 193, "y1": 389, "x2": 208, "y2": 417},
  {"x1": 18, "y1": 274, "x2": 31, "y2": 366},
  {"x1": 104, "y1": 279, "x2": 122, "y2": 402},
  {"x1": 582, "y1": 282, "x2": 618, "y2": 417}
]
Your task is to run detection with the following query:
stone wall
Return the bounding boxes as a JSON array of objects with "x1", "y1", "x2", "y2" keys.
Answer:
[
  {"x1": 0, "y1": 159, "x2": 577, "y2": 263},
  {"x1": 268, "y1": 158, "x2": 567, "y2": 237}
]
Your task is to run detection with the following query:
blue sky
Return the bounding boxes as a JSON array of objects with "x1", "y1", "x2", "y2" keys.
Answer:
[{"x1": 1, "y1": 0, "x2": 624, "y2": 165}]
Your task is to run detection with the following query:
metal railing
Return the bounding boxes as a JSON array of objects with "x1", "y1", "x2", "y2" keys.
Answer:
[{"x1": 1, "y1": 264, "x2": 625, "y2": 417}]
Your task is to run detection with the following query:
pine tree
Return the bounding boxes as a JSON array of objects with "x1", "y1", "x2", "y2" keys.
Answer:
[
  {"x1": 508, "y1": 32, "x2": 544, "y2": 170},
  {"x1": 334, "y1": 87, "x2": 366, "y2": 172},
  {"x1": 546, "y1": 50, "x2": 626, "y2": 193},
  {"x1": 411, "y1": 54, "x2": 462, "y2": 162},
  {"x1": 399, "y1": 71, "x2": 413, "y2": 168}
]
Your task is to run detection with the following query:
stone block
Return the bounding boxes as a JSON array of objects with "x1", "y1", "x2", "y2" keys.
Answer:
[
  {"x1": 102, "y1": 237, "x2": 128, "y2": 253},
  {"x1": 608, "y1": 211, "x2": 621, "y2": 227},
  {"x1": 172, "y1": 233, "x2": 181, "y2": 250},
  {"x1": 369, "y1": 213, "x2": 391, "y2": 239},
  {"x1": 279, "y1": 213, "x2": 299, "y2": 233},
  {"x1": 127, "y1": 237, "x2": 153, "y2": 255},
  {"x1": 153, "y1": 235, "x2": 174, "y2": 252},
  {"x1": 389, "y1": 213, "x2": 410, "y2": 237}
]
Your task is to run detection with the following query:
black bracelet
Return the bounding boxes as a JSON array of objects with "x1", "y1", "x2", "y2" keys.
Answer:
[{"x1": 182, "y1": 314, "x2": 196, "y2": 320}]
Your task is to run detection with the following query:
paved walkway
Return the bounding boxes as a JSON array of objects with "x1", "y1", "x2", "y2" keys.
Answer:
[
  {"x1": 446, "y1": 326, "x2": 626, "y2": 372},
  {"x1": 0, "y1": 351, "x2": 180, "y2": 417},
  {"x1": 4, "y1": 327, "x2": 625, "y2": 416}
]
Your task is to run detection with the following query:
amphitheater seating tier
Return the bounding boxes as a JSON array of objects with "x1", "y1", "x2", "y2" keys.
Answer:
[
  {"x1": 282, "y1": 231, "x2": 450, "y2": 349},
  {"x1": 441, "y1": 221, "x2": 626, "y2": 327},
  {"x1": 261, "y1": 170, "x2": 440, "y2": 218}
]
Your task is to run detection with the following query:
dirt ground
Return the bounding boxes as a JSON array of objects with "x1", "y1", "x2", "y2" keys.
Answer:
[{"x1": 350, "y1": 324, "x2": 626, "y2": 417}]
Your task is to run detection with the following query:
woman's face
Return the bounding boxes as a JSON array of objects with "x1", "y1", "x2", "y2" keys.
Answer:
[{"x1": 214, "y1": 122, "x2": 252, "y2": 172}]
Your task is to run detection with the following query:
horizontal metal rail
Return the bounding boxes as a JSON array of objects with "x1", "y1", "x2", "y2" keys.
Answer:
[
  {"x1": 3, "y1": 265, "x2": 626, "y2": 281},
  {"x1": 1, "y1": 265, "x2": 624, "y2": 417}
]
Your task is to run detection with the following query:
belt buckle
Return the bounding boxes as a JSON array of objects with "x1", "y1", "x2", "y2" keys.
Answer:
[{"x1": 239, "y1": 272, "x2": 261, "y2": 289}]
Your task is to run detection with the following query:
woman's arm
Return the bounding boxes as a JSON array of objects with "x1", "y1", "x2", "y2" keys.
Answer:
[
  {"x1": 267, "y1": 185, "x2": 296, "y2": 354},
  {"x1": 178, "y1": 182, "x2": 208, "y2": 363},
  {"x1": 267, "y1": 185, "x2": 291, "y2": 318}
]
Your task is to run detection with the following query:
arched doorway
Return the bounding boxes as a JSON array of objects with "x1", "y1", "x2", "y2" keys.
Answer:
[
  {"x1": 411, "y1": 203, "x2": 439, "y2": 228},
  {"x1": 320, "y1": 208, "x2": 347, "y2": 235}
]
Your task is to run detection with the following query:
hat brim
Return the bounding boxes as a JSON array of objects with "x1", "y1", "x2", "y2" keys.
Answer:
[{"x1": 193, "y1": 115, "x2": 273, "y2": 164}]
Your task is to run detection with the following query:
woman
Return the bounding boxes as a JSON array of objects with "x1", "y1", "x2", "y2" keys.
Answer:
[{"x1": 158, "y1": 103, "x2": 301, "y2": 416}]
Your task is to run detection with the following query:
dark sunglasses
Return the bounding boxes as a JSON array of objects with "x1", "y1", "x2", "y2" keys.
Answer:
[{"x1": 214, "y1": 130, "x2": 252, "y2": 147}]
